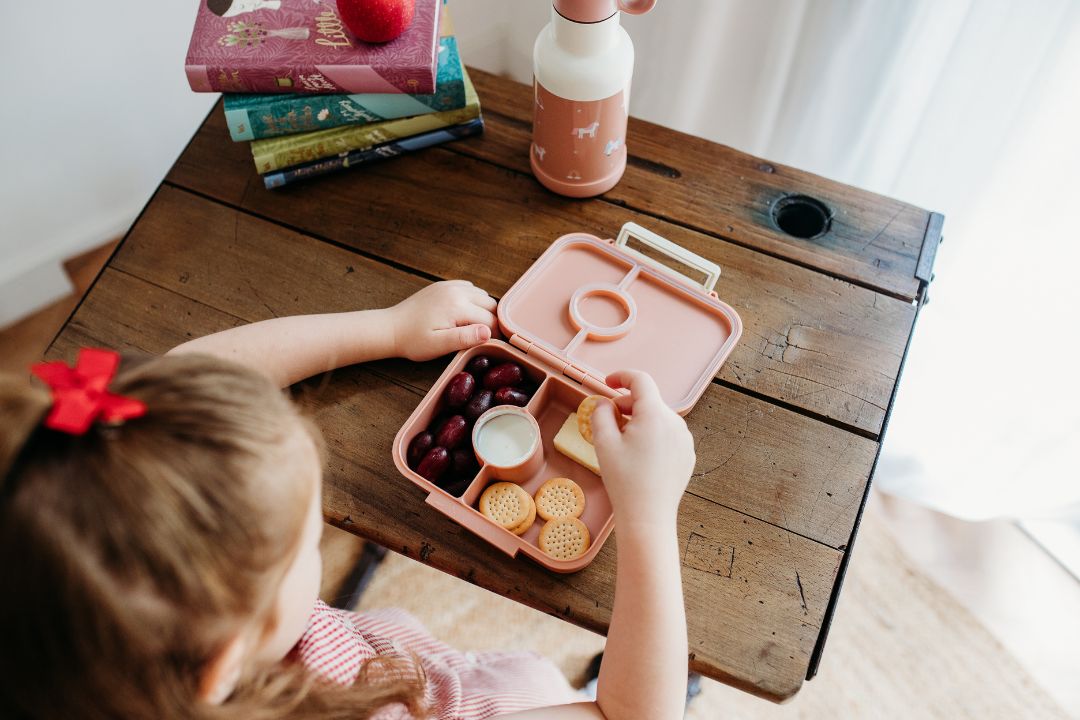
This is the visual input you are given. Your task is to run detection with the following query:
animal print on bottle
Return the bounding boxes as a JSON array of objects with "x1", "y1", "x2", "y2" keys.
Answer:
[{"x1": 531, "y1": 81, "x2": 626, "y2": 187}]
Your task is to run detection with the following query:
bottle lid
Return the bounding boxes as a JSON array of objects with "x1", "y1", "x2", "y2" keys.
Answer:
[{"x1": 553, "y1": 0, "x2": 656, "y2": 24}]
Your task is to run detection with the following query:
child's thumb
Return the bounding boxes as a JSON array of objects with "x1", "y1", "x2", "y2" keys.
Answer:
[
  {"x1": 590, "y1": 400, "x2": 621, "y2": 451},
  {"x1": 435, "y1": 324, "x2": 491, "y2": 355}
]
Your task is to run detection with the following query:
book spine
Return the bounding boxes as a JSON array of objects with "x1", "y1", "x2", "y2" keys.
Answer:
[
  {"x1": 252, "y1": 93, "x2": 479, "y2": 173},
  {"x1": 185, "y1": 63, "x2": 434, "y2": 95},
  {"x1": 264, "y1": 118, "x2": 485, "y2": 189},
  {"x1": 224, "y1": 37, "x2": 466, "y2": 142}
]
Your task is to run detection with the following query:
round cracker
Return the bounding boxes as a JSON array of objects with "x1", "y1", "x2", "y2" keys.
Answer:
[
  {"x1": 534, "y1": 477, "x2": 585, "y2": 521},
  {"x1": 538, "y1": 517, "x2": 591, "y2": 561},
  {"x1": 509, "y1": 496, "x2": 537, "y2": 536},
  {"x1": 479, "y1": 482, "x2": 532, "y2": 529},
  {"x1": 577, "y1": 395, "x2": 627, "y2": 444}
]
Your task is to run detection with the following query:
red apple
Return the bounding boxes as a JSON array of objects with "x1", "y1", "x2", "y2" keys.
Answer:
[{"x1": 337, "y1": 0, "x2": 416, "y2": 43}]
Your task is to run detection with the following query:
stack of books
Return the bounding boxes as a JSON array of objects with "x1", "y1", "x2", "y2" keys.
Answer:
[{"x1": 185, "y1": 0, "x2": 482, "y2": 189}]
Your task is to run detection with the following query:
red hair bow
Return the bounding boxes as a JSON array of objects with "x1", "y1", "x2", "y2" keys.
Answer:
[{"x1": 30, "y1": 349, "x2": 147, "y2": 435}]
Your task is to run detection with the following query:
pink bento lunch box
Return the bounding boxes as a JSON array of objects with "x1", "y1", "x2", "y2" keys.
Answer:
[{"x1": 392, "y1": 223, "x2": 743, "y2": 572}]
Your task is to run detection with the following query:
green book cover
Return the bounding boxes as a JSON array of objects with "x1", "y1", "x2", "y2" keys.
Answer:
[
  {"x1": 252, "y1": 69, "x2": 479, "y2": 173},
  {"x1": 225, "y1": 35, "x2": 466, "y2": 142}
]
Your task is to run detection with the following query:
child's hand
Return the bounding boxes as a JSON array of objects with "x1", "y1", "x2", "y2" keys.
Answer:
[
  {"x1": 591, "y1": 370, "x2": 695, "y2": 528},
  {"x1": 390, "y1": 281, "x2": 499, "y2": 361}
]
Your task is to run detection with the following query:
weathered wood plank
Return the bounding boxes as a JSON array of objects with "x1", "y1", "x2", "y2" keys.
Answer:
[
  {"x1": 169, "y1": 79, "x2": 930, "y2": 304},
  {"x1": 166, "y1": 118, "x2": 913, "y2": 437},
  {"x1": 45, "y1": 66, "x2": 939, "y2": 705},
  {"x1": 48, "y1": 267, "x2": 842, "y2": 701},
  {"x1": 109, "y1": 185, "x2": 877, "y2": 549},
  {"x1": 461, "y1": 69, "x2": 930, "y2": 302}
]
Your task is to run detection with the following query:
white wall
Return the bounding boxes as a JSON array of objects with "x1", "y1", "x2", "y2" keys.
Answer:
[{"x1": 0, "y1": 1, "x2": 217, "y2": 327}]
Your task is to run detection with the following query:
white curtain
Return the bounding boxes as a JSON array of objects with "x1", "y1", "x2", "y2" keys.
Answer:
[{"x1": 451, "y1": 0, "x2": 1080, "y2": 522}]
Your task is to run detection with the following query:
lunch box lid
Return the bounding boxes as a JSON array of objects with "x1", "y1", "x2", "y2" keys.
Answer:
[{"x1": 497, "y1": 223, "x2": 743, "y2": 415}]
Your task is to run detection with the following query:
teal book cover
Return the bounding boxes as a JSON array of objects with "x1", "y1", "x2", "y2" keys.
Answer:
[
  {"x1": 251, "y1": 68, "x2": 479, "y2": 173},
  {"x1": 224, "y1": 36, "x2": 466, "y2": 142}
]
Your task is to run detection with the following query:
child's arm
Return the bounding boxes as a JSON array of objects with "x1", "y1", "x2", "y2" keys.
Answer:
[
  {"x1": 498, "y1": 370, "x2": 693, "y2": 720},
  {"x1": 168, "y1": 281, "x2": 497, "y2": 388}
]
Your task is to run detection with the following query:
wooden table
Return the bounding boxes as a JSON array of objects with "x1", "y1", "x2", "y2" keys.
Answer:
[{"x1": 48, "y1": 69, "x2": 941, "y2": 702}]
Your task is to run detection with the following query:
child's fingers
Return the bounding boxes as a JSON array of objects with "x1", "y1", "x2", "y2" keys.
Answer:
[
  {"x1": 607, "y1": 370, "x2": 662, "y2": 408},
  {"x1": 590, "y1": 400, "x2": 621, "y2": 451},
  {"x1": 457, "y1": 305, "x2": 497, "y2": 331},
  {"x1": 434, "y1": 324, "x2": 491, "y2": 354},
  {"x1": 464, "y1": 284, "x2": 496, "y2": 310},
  {"x1": 471, "y1": 290, "x2": 498, "y2": 313},
  {"x1": 612, "y1": 392, "x2": 634, "y2": 416}
]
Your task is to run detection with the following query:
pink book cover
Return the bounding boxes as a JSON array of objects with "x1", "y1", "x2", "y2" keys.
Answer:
[{"x1": 185, "y1": 0, "x2": 441, "y2": 94}]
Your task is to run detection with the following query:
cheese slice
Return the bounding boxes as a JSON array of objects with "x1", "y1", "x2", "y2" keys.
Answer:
[{"x1": 554, "y1": 412, "x2": 600, "y2": 475}]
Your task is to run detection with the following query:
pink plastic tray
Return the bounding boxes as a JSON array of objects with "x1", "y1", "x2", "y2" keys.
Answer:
[{"x1": 392, "y1": 224, "x2": 743, "y2": 572}]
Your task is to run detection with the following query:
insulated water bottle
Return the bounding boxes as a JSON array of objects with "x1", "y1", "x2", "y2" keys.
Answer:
[{"x1": 530, "y1": 0, "x2": 656, "y2": 198}]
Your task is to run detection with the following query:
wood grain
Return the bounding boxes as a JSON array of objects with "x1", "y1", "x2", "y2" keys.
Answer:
[
  {"x1": 170, "y1": 72, "x2": 933, "y2": 306},
  {"x1": 460, "y1": 69, "x2": 932, "y2": 303},
  {"x1": 46, "y1": 70, "x2": 940, "y2": 703},
  {"x1": 355, "y1": 507, "x2": 1072, "y2": 720},
  {"x1": 108, "y1": 186, "x2": 876, "y2": 549},
  {"x1": 48, "y1": 266, "x2": 843, "y2": 701},
  {"x1": 166, "y1": 119, "x2": 913, "y2": 437}
]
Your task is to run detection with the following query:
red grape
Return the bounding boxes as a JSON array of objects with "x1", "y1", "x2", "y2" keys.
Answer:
[
  {"x1": 466, "y1": 355, "x2": 493, "y2": 380},
  {"x1": 441, "y1": 477, "x2": 471, "y2": 497},
  {"x1": 493, "y1": 387, "x2": 529, "y2": 406},
  {"x1": 416, "y1": 447, "x2": 450, "y2": 482},
  {"x1": 464, "y1": 389, "x2": 494, "y2": 422},
  {"x1": 407, "y1": 431, "x2": 435, "y2": 468},
  {"x1": 483, "y1": 362, "x2": 524, "y2": 390},
  {"x1": 450, "y1": 447, "x2": 480, "y2": 478},
  {"x1": 434, "y1": 415, "x2": 468, "y2": 449},
  {"x1": 444, "y1": 371, "x2": 476, "y2": 408}
]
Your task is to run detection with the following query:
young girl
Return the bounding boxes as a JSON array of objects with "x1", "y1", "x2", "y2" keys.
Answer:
[{"x1": 0, "y1": 280, "x2": 694, "y2": 720}]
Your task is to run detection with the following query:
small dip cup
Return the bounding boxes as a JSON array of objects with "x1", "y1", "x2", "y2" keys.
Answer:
[{"x1": 472, "y1": 406, "x2": 543, "y2": 483}]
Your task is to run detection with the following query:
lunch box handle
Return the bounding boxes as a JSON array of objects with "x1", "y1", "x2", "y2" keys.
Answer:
[
  {"x1": 425, "y1": 490, "x2": 522, "y2": 558},
  {"x1": 615, "y1": 222, "x2": 721, "y2": 293}
]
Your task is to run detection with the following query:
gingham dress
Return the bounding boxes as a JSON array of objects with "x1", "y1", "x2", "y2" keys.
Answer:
[{"x1": 293, "y1": 600, "x2": 580, "y2": 719}]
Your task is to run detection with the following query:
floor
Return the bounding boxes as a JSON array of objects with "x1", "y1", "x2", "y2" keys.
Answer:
[
  {"x1": 0, "y1": 240, "x2": 119, "y2": 376},
  {"x1": 4, "y1": 242, "x2": 1076, "y2": 719},
  {"x1": 338, "y1": 494, "x2": 1073, "y2": 720}
]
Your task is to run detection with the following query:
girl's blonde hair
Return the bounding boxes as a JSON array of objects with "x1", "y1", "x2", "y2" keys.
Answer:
[{"x1": 0, "y1": 353, "x2": 424, "y2": 719}]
